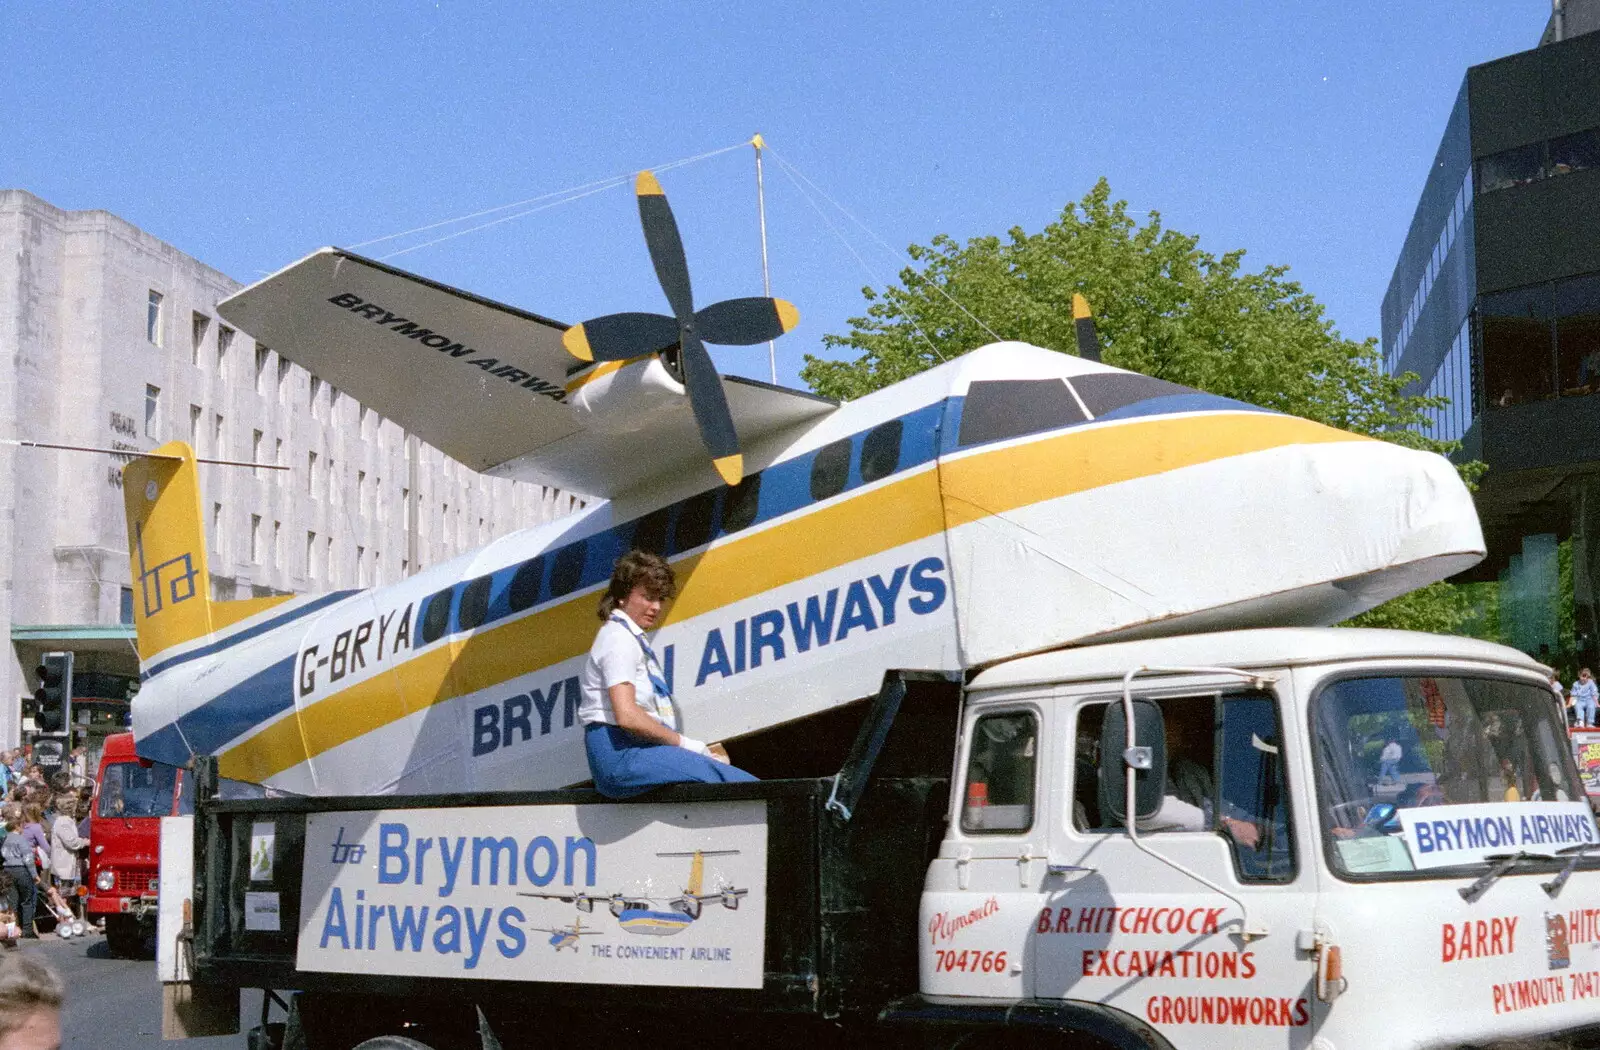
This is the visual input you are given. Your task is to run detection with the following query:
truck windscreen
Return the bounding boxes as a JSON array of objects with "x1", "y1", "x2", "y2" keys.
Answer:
[
  {"x1": 98, "y1": 762, "x2": 178, "y2": 818},
  {"x1": 1314, "y1": 674, "x2": 1592, "y2": 877}
]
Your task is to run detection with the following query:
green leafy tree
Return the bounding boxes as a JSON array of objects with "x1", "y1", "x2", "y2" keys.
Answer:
[{"x1": 801, "y1": 178, "x2": 1483, "y2": 633}]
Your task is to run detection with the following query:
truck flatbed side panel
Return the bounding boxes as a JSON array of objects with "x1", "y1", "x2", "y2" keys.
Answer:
[{"x1": 194, "y1": 777, "x2": 947, "y2": 1020}]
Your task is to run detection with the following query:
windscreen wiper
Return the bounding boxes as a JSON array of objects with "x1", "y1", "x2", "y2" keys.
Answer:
[
  {"x1": 1458, "y1": 851, "x2": 1556, "y2": 904},
  {"x1": 1542, "y1": 843, "x2": 1600, "y2": 899}
]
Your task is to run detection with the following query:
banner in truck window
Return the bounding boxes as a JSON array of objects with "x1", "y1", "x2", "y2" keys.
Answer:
[{"x1": 297, "y1": 801, "x2": 767, "y2": 988}]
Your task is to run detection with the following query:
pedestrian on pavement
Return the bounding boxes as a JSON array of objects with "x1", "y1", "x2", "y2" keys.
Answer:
[
  {"x1": 1379, "y1": 739, "x2": 1403, "y2": 784},
  {"x1": 0, "y1": 814, "x2": 35, "y2": 941},
  {"x1": 0, "y1": 951, "x2": 61, "y2": 1050},
  {"x1": 47, "y1": 798, "x2": 83, "y2": 919},
  {"x1": 1576, "y1": 669, "x2": 1600, "y2": 728}
]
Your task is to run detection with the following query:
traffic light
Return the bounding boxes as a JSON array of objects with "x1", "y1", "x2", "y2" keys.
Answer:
[{"x1": 33, "y1": 652, "x2": 72, "y2": 735}]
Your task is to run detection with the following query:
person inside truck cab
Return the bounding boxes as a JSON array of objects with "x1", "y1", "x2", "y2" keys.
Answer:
[
  {"x1": 579, "y1": 550, "x2": 757, "y2": 798},
  {"x1": 1142, "y1": 705, "x2": 1263, "y2": 848}
]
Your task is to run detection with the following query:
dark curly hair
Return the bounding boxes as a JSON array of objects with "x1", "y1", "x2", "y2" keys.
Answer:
[{"x1": 597, "y1": 549, "x2": 676, "y2": 621}]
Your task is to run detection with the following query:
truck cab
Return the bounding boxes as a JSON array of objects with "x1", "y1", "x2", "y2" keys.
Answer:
[
  {"x1": 88, "y1": 731, "x2": 190, "y2": 956},
  {"x1": 924, "y1": 627, "x2": 1600, "y2": 1048}
]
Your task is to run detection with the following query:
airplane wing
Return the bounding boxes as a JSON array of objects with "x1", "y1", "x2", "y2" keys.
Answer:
[{"x1": 217, "y1": 248, "x2": 837, "y2": 499}]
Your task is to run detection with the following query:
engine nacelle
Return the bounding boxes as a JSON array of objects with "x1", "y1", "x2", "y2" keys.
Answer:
[{"x1": 568, "y1": 356, "x2": 686, "y2": 434}]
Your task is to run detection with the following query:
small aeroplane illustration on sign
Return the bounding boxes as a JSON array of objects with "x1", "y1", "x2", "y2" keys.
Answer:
[
  {"x1": 527, "y1": 915, "x2": 602, "y2": 953},
  {"x1": 519, "y1": 849, "x2": 747, "y2": 938}
]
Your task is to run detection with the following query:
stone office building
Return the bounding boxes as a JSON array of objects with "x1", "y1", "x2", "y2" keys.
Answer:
[{"x1": 0, "y1": 189, "x2": 576, "y2": 747}]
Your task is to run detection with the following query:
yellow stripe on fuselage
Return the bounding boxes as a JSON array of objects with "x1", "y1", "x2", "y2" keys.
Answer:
[
  {"x1": 563, "y1": 355, "x2": 655, "y2": 394},
  {"x1": 218, "y1": 411, "x2": 1364, "y2": 784}
]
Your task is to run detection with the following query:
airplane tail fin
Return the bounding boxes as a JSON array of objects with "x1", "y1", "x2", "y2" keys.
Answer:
[{"x1": 122, "y1": 442, "x2": 214, "y2": 663}]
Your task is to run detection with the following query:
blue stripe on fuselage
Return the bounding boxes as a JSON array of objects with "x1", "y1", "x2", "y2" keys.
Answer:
[
  {"x1": 141, "y1": 590, "x2": 359, "y2": 681},
  {"x1": 138, "y1": 655, "x2": 298, "y2": 767}
]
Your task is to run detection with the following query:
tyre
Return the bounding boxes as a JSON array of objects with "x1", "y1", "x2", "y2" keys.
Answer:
[
  {"x1": 104, "y1": 915, "x2": 144, "y2": 958},
  {"x1": 349, "y1": 1039, "x2": 438, "y2": 1050}
]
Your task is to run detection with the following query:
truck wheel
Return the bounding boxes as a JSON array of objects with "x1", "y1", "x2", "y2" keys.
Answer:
[
  {"x1": 104, "y1": 916, "x2": 144, "y2": 959},
  {"x1": 349, "y1": 1039, "x2": 437, "y2": 1050}
]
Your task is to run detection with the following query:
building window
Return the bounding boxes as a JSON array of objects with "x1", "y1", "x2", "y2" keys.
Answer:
[
  {"x1": 191, "y1": 313, "x2": 209, "y2": 366},
  {"x1": 120, "y1": 587, "x2": 134, "y2": 625},
  {"x1": 275, "y1": 439, "x2": 285, "y2": 486},
  {"x1": 278, "y1": 356, "x2": 291, "y2": 402},
  {"x1": 145, "y1": 385, "x2": 162, "y2": 439},
  {"x1": 1558, "y1": 274, "x2": 1600, "y2": 397},
  {"x1": 212, "y1": 503, "x2": 225, "y2": 564},
  {"x1": 307, "y1": 451, "x2": 318, "y2": 496},
  {"x1": 326, "y1": 537, "x2": 333, "y2": 582},
  {"x1": 1551, "y1": 128, "x2": 1600, "y2": 178},
  {"x1": 253, "y1": 341, "x2": 267, "y2": 393},
  {"x1": 189, "y1": 405, "x2": 202, "y2": 451},
  {"x1": 310, "y1": 376, "x2": 322, "y2": 416},
  {"x1": 273, "y1": 520, "x2": 281, "y2": 567},
  {"x1": 251, "y1": 514, "x2": 262, "y2": 564},
  {"x1": 1482, "y1": 283, "x2": 1555, "y2": 408},
  {"x1": 358, "y1": 470, "x2": 367, "y2": 513},
  {"x1": 1477, "y1": 142, "x2": 1544, "y2": 194},
  {"x1": 147, "y1": 291, "x2": 163, "y2": 345},
  {"x1": 213, "y1": 413, "x2": 224, "y2": 457},
  {"x1": 328, "y1": 458, "x2": 338, "y2": 505},
  {"x1": 306, "y1": 531, "x2": 317, "y2": 577},
  {"x1": 252, "y1": 430, "x2": 264, "y2": 476},
  {"x1": 356, "y1": 545, "x2": 366, "y2": 587}
]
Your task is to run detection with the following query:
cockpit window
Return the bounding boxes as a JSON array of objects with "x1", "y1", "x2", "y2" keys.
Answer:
[{"x1": 958, "y1": 380, "x2": 1086, "y2": 447}]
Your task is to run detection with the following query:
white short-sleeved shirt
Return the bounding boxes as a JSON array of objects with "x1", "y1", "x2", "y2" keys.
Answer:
[{"x1": 578, "y1": 610, "x2": 678, "y2": 731}]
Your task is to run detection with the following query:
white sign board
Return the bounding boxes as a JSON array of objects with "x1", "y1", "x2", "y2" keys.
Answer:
[
  {"x1": 1397, "y1": 801, "x2": 1597, "y2": 869},
  {"x1": 297, "y1": 801, "x2": 767, "y2": 988}
]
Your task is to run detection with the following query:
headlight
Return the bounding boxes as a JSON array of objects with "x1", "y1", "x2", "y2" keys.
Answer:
[{"x1": 95, "y1": 870, "x2": 114, "y2": 892}]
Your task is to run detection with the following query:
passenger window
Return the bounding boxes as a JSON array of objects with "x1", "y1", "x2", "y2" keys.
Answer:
[
  {"x1": 961, "y1": 711, "x2": 1037, "y2": 833},
  {"x1": 419, "y1": 588, "x2": 453, "y2": 644},
  {"x1": 549, "y1": 541, "x2": 587, "y2": 598},
  {"x1": 810, "y1": 439, "x2": 851, "y2": 501},
  {"x1": 632, "y1": 508, "x2": 670, "y2": 555},
  {"x1": 458, "y1": 575, "x2": 492, "y2": 630},
  {"x1": 507, "y1": 557, "x2": 544, "y2": 613},
  {"x1": 859, "y1": 420, "x2": 902, "y2": 483},
  {"x1": 720, "y1": 474, "x2": 761, "y2": 534},
  {"x1": 674, "y1": 491, "x2": 718, "y2": 553}
]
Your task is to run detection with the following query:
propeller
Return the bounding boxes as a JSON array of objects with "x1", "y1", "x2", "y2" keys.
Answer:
[
  {"x1": 1072, "y1": 293, "x2": 1102, "y2": 363},
  {"x1": 562, "y1": 171, "x2": 801, "y2": 485}
]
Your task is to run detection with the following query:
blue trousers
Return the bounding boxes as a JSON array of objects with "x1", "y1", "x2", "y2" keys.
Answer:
[{"x1": 585, "y1": 724, "x2": 758, "y2": 799}]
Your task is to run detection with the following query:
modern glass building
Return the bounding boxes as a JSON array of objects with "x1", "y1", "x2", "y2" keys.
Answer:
[{"x1": 1383, "y1": 11, "x2": 1600, "y2": 658}]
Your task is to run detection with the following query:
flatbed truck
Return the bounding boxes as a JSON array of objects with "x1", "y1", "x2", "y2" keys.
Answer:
[{"x1": 159, "y1": 628, "x2": 1600, "y2": 1050}]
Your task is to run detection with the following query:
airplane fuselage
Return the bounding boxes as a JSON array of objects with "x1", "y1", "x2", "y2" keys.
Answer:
[{"x1": 131, "y1": 342, "x2": 1483, "y2": 797}]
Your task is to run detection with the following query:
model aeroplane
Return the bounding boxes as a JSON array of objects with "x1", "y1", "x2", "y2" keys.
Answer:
[
  {"x1": 121, "y1": 171, "x2": 1486, "y2": 796},
  {"x1": 526, "y1": 915, "x2": 602, "y2": 952},
  {"x1": 519, "y1": 850, "x2": 746, "y2": 938}
]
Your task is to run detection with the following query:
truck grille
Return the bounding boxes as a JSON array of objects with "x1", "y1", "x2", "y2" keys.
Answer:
[{"x1": 113, "y1": 870, "x2": 157, "y2": 895}]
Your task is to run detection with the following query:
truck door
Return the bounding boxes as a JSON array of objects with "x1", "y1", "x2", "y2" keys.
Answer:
[
  {"x1": 920, "y1": 702, "x2": 1049, "y2": 999},
  {"x1": 1035, "y1": 683, "x2": 1321, "y2": 1045}
]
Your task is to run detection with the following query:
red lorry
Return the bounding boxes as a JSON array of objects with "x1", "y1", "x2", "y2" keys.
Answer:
[{"x1": 87, "y1": 732, "x2": 190, "y2": 956}]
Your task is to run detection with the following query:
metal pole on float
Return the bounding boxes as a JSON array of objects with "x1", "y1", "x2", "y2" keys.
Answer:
[{"x1": 753, "y1": 134, "x2": 777, "y2": 384}]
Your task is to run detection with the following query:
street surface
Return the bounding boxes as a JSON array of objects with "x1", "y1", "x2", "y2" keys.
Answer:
[{"x1": 22, "y1": 931, "x2": 256, "y2": 1049}]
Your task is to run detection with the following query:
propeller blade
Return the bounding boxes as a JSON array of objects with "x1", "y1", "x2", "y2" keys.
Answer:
[
  {"x1": 693, "y1": 297, "x2": 801, "y2": 346},
  {"x1": 562, "y1": 312, "x2": 680, "y2": 362},
  {"x1": 1072, "y1": 293, "x2": 1102, "y2": 363},
  {"x1": 636, "y1": 171, "x2": 695, "y2": 323},
  {"x1": 678, "y1": 331, "x2": 742, "y2": 485}
]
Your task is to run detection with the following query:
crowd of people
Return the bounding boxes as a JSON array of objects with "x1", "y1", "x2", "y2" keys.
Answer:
[{"x1": 0, "y1": 752, "x2": 91, "y2": 946}]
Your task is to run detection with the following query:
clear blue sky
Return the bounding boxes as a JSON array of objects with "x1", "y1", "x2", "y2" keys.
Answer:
[{"x1": 0, "y1": 2, "x2": 1550, "y2": 389}]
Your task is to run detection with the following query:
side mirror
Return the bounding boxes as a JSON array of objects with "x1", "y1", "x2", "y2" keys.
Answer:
[{"x1": 1099, "y1": 699, "x2": 1167, "y2": 826}]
